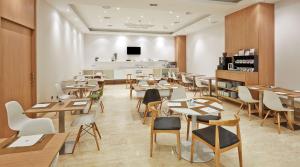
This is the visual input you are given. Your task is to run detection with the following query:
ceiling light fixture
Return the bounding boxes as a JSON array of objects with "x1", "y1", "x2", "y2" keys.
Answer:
[
  {"x1": 66, "y1": 8, "x2": 70, "y2": 12},
  {"x1": 176, "y1": 15, "x2": 180, "y2": 18},
  {"x1": 140, "y1": 15, "x2": 144, "y2": 18},
  {"x1": 116, "y1": 7, "x2": 120, "y2": 10},
  {"x1": 169, "y1": 11, "x2": 173, "y2": 14},
  {"x1": 149, "y1": 3, "x2": 158, "y2": 7}
]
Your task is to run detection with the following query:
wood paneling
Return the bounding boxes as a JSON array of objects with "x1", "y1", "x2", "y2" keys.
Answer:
[
  {"x1": 175, "y1": 36, "x2": 186, "y2": 72},
  {"x1": 225, "y1": 3, "x2": 274, "y2": 86},
  {"x1": 0, "y1": 0, "x2": 36, "y2": 137},
  {"x1": 0, "y1": 0, "x2": 35, "y2": 29}
]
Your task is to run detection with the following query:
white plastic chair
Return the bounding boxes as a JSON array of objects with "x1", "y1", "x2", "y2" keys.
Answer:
[
  {"x1": 71, "y1": 101, "x2": 101, "y2": 153},
  {"x1": 194, "y1": 78, "x2": 208, "y2": 96},
  {"x1": 55, "y1": 83, "x2": 74, "y2": 100},
  {"x1": 5, "y1": 101, "x2": 32, "y2": 131},
  {"x1": 18, "y1": 118, "x2": 58, "y2": 167},
  {"x1": 170, "y1": 87, "x2": 187, "y2": 100},
  {"x1": 237, "y1": 86, "x2": 259, "y2": 120},
  {"x1": 158, "y1": 80, "x2": 171, "y2": 98},
  {"x1": 261, "y1": 90, "x2": 294, "y2": 133},
  {"x1": 181, "y1": 74, "x2": 192, "y2": 89}
]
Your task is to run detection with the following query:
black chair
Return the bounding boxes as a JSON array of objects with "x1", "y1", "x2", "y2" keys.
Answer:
[{"x1": 142, "y1": 89, "x2": 161, "y2": 124}]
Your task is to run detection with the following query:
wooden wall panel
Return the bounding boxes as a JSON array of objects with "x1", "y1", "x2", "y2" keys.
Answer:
[
  {"x1": 175, "y1": 36, "x2": 186, "y2": 72},
  {"x1": 225, "y1": 3, "x2": 274, "y2": 86},
  {"x1": 258, "y1": 4, "x2": 275, "y2": 85},
  {"x1": 0, "y1": 0, "x2": 35, "y2": 29}
]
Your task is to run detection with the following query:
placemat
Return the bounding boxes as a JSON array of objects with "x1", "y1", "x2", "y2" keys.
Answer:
[
  {"x1": 66, "y1": 100, "x2": 88, "y2": 108},
  {"x1": 0, "y1": 134, "x2": 54, "y2": 155},
  {"x1": 31, "y1": 102, "x2": 56, "y2": 109}
]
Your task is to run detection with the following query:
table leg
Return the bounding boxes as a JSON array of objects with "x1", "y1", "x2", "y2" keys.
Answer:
[
  {"x1": 59, "y1": 112, "x2": 65, "y2": 154},
  {"x1": 208, "y1": 79, "x2": 212, "y2": 96},
  {"x1": 259, "y1": 91, "x2": 263, "y2": 118},
  {"x1": 287, "y1": 97, "x2": 295, "y2": 124}
]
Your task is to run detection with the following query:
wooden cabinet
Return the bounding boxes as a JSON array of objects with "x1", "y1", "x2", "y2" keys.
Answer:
[{"x1": 225, "y1": 3, "x2": 274, "y2": 86}]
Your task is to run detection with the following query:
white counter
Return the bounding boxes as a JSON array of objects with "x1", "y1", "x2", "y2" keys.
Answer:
[{"x1": 89, "y1": 61, "x2": 169, "y2": 70}]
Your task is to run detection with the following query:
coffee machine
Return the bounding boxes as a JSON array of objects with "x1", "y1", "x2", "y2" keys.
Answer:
[{"x1": 217, "y1": 52, "x2": 232, "y2": 70}]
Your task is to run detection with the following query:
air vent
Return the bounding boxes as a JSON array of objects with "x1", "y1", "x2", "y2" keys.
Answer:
[
  {"x1": 209, "y1": 0, "x2": 242, "y2": 3},
  {"x1": 124, "y1": 23, "x2": 155, "y2": 29}
]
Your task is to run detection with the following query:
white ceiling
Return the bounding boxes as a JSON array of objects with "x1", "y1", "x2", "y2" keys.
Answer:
[{"x1": 46, "y1": 0, "x2": 279, "y2": 36}]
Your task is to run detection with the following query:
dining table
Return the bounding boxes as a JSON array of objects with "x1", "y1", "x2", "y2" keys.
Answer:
[
  {"x1": 248, "y1": 85, "x2": 300, "y2": 130},
  {"x1": 24, "y1": 98, "x2": 92, "y2": 154},
  {"x1": 130, "y1": 83, "x2": 179, "y2": 98},
  {"x1": 0, "y1": 133, "x2": 68, "y2": 167},
  {"x1": 65, "y1": 83, "x2": 97, "y2": 98},
  {"x1": 168, "y1": 97, "x2": 224, "y2": 162}
]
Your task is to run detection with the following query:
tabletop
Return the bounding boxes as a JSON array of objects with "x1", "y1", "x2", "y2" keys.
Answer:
[
  {"x1": 0, "y1": 133, "x2": 68, "y2": 167},
  {"x1": 168, "y1": 98, "x2": 223, "y2": 116},
  {"x1": 248, "y1": 85, "x2": 300, "y2": 98},
  {"x1": 25, "y1": 98, "x2": 91, "y2": 114},
  {"x1": 133, "y1": 84, "x2": 179, "y2": 91}
]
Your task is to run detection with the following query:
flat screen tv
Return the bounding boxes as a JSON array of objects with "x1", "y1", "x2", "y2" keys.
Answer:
[{"x1": 127, "y1": 47, "x2": 141, "y2": 55}]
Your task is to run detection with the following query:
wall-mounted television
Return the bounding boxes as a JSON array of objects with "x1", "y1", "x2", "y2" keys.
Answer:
[{"x1": 127, "y1": 47, "x2": 141, "y2": 55}]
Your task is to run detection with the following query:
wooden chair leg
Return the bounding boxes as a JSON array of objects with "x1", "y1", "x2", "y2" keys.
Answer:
[
  {"x1": 176, "y1": 132, "x2": 181, "y2": 160},
  {"x1": 277, "y1": 112, "x2": 281, "y2": 134},
  {"x1": 143, "y1": 107, "x2": 148, "y2": 124},
  {"x1": 237, "y1": 103, "x2": 243, "y2": 115},
  {"x1": 190, "y1": 135, "x2": 194, "y2": 162},
  {"x1": 92, "y1": 124, "x2": 100, "y2": 150},
  {"x1": 261, "y1": 110, "x2": 271, "y2": 126},
  {"x1": 186, "y1": 119, "x2": 190, "y2": 141},
  {"x1": 154, "y1": 133, "x2": 157, "y2": 143},
  {"x1": 94, "y1": 123, "x2": 102, "y2": 139},
  {"x1": 248, "y1": 104, "x2": 251, "y2": 120},
  {"x1": 100, "y1": 101, "x2": 104, "y2": 112},
  {"x1": 72, "y1": 125, "x2": 83, "y2": 154},
  {"x1": 150, "y1": 131, "x2": 154, "y2": 157},
  {"x1": 238, "y1": 143, "x2": 243, "y2": 167},
  {"x1": 284, "y1": 112, "x2": 294, "y2": 131},
  {"x1": 215, "y1": 149, "x2": 221, "y2": 167}
]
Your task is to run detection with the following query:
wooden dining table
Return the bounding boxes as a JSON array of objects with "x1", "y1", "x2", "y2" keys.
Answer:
[
  {"x1": 24, "y1": 99, "x2": 91, "y2": 153},
  {"x1": 0, "y1": 133, "x2": 68, "y2": 167},
  {"x1": 65, "y1": 84, "x2": 97, "y2": 98},
  {"x1": 248, "y1": 85, "x2": 300, "y2": 129}
]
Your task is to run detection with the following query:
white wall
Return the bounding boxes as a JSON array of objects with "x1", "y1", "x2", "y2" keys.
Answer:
[
  {"x1": 186, "y1": 24, "x2": 225, "y2": 76},
  {"x1": 275, "y1": 0, "x2": 300, "y2": 90},
  {"x1": 36, "y1": 0, "x2": 84, "y2": 101},
  {"x1": 84, "y1": 34, "x2": 175, "y2": 68}
]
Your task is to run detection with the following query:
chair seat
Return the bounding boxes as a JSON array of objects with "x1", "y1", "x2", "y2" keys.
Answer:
[
  {"x1": 193, "y1": 126, "x2": 239, "y2": 149},
  {"x1": 154, "y1": 117, "x2": 181, "y2": 130},
  {"x1": 71, "y1": 111, "x2": 96, "y2": 127},
  {"x1": 187, "y1": 115, "x2": 221, "y2": 123}
]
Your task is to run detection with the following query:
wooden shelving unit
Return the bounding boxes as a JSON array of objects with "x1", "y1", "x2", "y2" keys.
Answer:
[{"x1": 216, "y1": 70, "x2": 259, "y2": 103}]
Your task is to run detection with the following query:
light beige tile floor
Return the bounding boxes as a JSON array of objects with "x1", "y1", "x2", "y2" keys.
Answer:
[{"x1": 51, "y1": 84, "x2": 300, "y2": 167}]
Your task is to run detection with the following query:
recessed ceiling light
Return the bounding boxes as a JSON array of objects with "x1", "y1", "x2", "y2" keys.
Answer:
[
  {"x1": 149, "y1": 3, "x2": 158, "y2": 7},
  {"x1": 169, "y1": 11, "x2": 173, "y2": 14},
  {"x1": 116, "y1": 7, "x2": 120, "y2": 10},
  {"x1": 66, "y1": 8, "x2": 70, "y2": 12},
  {"x1": 102, "y1": 5, "x2": 111, "y2": 9},
  {"x1": 127, "y1": 17, "x2": 131, "y2": 20},
  {"x1": 176, "y1": 15, "x2": 180, "y2": 18},
  {"x1": 140, "y1": 15, "x2": 144, "y2": 18}
]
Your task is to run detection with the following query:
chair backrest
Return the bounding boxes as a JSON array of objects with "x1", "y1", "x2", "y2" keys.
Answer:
[
  {"x1": 5, "y1": 101, "x2": 30, "y2": 131},
  {"x1": 158, "y1": 80, "x2": 168, "y2": 85},
  {"x1": 55, "y1": 83, "x2": 65, "y2": 97},
  {"x1": 147, "y1": 101, "x2": 162, "y2": 129},
  {"x1": 238, "y1": 86, "x2": 254, "y2": 102},
  {"x1": 181, "y1": 74, "x2": 188, "y2": 83},
  {"x1": 143, "y1": 89, "x2": 161, "y2": 105},
  {"x1": 195, "y1": 78, "x2": 205, "y2": 87},
  {"x1": 170, "y1": 87, "x2": 187, "y2": 100},
  {"x1": 263, "y1": 90, "x2": 284, "y2": 111},
  {"x1": 168, "y1": 72, "x2": 172, "y2": 78},
  {"x1": 209, "y1": 115, "x2": 241, "y2": 149},
  {"x1": 18, "y1": 118, "x2": 55, "y2": 136}
]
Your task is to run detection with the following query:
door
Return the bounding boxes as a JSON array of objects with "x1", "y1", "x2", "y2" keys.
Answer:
[{"x1": 0, "y1": 18, "x2": 36, "y2": 137}]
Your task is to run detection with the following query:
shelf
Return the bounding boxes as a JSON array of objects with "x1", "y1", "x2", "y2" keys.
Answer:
[
  {"x1": 217, "y1": 86, "x2": 238, "y2": 92},
  {"x1": 217, "y1": 95, "x2": 242, "y2": 103}
]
